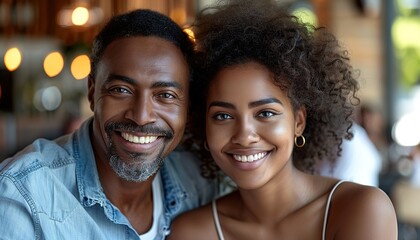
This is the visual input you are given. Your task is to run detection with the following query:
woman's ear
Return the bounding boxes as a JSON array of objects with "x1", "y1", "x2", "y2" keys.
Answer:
[{"x1": 295, "y1": 105, "x2": 307, "y2": 135}]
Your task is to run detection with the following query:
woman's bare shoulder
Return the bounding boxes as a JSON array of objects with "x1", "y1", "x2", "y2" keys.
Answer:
[
  {"x1": 328, "y1": 182, "x2": 398, "y2": 240},
  {"x1": 168, "y1": 203, "x2": 217, "y2": 240}
]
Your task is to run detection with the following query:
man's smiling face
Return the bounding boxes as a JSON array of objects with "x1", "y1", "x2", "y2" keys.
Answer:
[{"x1": 88, "y1": 36, "x2": 189, "y2": 182}]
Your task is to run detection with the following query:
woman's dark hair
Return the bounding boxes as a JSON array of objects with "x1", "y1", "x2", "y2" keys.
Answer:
[{"x1": 186, "y1": 0, "x2": 360, "y2": 177}]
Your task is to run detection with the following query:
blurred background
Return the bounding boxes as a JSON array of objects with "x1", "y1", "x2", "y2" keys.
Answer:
[{"x1": 0, "y1": 0, "x2": 419, "y2": 238}]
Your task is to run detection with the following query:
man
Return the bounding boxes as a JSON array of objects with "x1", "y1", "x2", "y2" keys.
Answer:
[{"x1": 0, "y1": 9, "x2": 221, "y2": 239}]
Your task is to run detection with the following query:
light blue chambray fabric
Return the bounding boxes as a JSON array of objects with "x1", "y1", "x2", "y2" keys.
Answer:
[{"x1": 0, "y1": 118, "x2": 221, "y2": 240}]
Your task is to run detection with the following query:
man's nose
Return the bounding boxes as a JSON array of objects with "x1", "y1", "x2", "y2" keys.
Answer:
[{"x1": 125, "y1": 94, "x2": 157, "y2": 126}]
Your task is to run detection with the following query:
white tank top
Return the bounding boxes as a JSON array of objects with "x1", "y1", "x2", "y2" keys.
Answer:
[
  {"x1": 212, "y1": 180, "x2": 347, "y2": 240},
  {"x1": 139, "y1": 172, "x2": 163, "y2": 240}
]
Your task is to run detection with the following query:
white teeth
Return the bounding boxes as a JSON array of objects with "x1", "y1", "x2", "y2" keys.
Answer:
[
  {"x1": 233, "y1": 152, "x2": 267, "y2": 162},
  {"x1": 121, "y1": 133, "x2": 158, "y2": 144}
]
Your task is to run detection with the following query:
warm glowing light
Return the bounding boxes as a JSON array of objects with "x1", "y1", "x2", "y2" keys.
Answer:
[
  {"x1": 58, "y1": 7, "x2": 103, "y2": 27},
  {"x1": 72, "y1": 7, "x2": 89, "y2": 26},
  {"x1": 43, "y1": 51, "x2": 64, "y2": 77},
  {"x1": 4, "y1": 47, "x2": 22, "y2": 71},
  {"x1": 393, "y1": 112, "x2": 420, "y2": 147},
  {"x1": 71, "y1": 54, "x2": 90, "y2": 80},
  {"x1": 183, "y1": 28, "x2": 195, "y2": 42}
]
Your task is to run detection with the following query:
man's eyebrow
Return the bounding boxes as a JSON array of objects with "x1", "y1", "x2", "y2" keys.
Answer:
[
  {"x1": 105, "y1": 74, "x2": 135, "y2": 85},
  {"x1": 151, "y1": 81, "x2": 183, "y2": 90},
  {"x1": 105, "y1": 74, "x2": 183, "y2": 90},
  {"x1": 208, "y1": 101, "x2": 235, "y2": 110},
  {"x1": 248, "y1": 98, "x2": 283, "y2": 108}
]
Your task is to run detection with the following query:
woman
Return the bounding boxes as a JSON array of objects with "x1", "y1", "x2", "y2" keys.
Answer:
[{"x1": 169, "y1": 1, "x2": 398, "y2": 239}]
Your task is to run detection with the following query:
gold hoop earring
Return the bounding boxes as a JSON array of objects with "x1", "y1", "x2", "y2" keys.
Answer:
[
  {"x1": 204, "y1": 141, "x2": 210, "y2": 151},
  {"x1": 294, "y1": 135, "x2": 305, "y2": 148}
]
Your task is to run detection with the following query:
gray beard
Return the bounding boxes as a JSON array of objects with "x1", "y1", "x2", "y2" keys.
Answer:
[{"x1": 108, "y1": 144, "x2": 165, "y2": 182}]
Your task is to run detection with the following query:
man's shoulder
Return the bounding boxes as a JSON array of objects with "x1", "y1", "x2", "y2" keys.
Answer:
[
  {"x1": 164, "y1": 149, "x2": 203, "y2": 178},
  {"x1": 0, "y1": 135, "x2": 80, "y2": 215},
  {"x1": 166, "y1": 149, "x2": 200, "y2": 165},
  {"x1": 0, "y1": 135, "x2": 76, "y2": 178}
]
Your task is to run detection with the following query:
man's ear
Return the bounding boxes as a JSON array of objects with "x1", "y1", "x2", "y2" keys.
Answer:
[
  {"x1": 295, "y1": 105, "x2": 307, "y2": 135},
  {"x1": 87, "y1": 75, "x2": 95, "y2": 112}
]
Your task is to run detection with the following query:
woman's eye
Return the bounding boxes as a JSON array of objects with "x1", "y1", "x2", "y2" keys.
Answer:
[
  {"x1": 258, "y1": 111, "x2": 275, "y2": 118},
  {"x1": 213, "y1": 113, "x2": 232, "y2": 120}
]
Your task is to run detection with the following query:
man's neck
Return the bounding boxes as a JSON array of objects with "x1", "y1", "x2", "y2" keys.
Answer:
[
  {"x1": 95, "y1": 155, "x2": 156, "y2": 234},
  {"x1": 88, "y1": 120, "x2": 158, "y2": 234}
]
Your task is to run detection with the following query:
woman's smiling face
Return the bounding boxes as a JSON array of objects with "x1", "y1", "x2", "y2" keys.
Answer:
[{"x1": 205, "y1": 61, "x2": 306, "y2": 189}]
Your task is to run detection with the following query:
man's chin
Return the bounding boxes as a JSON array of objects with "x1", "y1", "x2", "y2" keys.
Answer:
[{"x1": 108, "y1": 154, "x2": 164, "y2": 182}]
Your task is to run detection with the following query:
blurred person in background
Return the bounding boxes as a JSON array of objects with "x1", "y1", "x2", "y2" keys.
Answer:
[
  {"x1": 360, "y1": 105, "x2": 384, "y2": 143},
  {"x1": 0, "y1": 9, "x2": 223, "y2": 240},
  {"x1": 360, "y1": 104, "x2": 388, "y2": 154},
  {"x1": 316, "y1": 122, "x2": 382, "y2": 187}
]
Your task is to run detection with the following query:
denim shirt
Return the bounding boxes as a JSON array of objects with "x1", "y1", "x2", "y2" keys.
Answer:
[{"x1": 0, "y1": 118, "x2": 222, "y2": 240}]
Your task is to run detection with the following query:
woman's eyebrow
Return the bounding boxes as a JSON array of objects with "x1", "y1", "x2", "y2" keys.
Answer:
[
  {"x1": 248, "y1": 98, "x2": 283, "y2": 108},
  {"x1": 208, "y1": 98, "x2": 283, "y2": 111}
]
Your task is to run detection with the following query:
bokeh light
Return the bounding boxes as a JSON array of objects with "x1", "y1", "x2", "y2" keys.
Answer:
[
  {"x1": 34, "y1": 86, "x2": 62, "y2": 111},
  {"x1": 43, "y1": 51, "x2": 64, "y2": 77},
  {"x1": 72, "y1": 7, "x2": 89, "y2": 26},
  {"x1": 392, "y1": 17, "x2": 420, "y2": 49},
  {"x1": 70, "y1": 54, "x2": 90, "y2": 80},
  {"x1": 393, "y1": 112, "x2": 420, "y2": 147},
  {"x1": 4, "y1": 47, "x2": 22, "y2": 71},
  {"x1": 292, "y1": 7, "x2": 317, "y2": 27}
]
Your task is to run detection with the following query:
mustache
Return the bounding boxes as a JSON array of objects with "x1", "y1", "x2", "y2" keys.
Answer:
[{"x1": 105, "y1": 121, "x2": 174, "y2": 139}]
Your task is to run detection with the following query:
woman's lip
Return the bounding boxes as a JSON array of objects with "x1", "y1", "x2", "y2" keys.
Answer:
[
  {"x1": 232, "y1": 151, "x2": 268, "y2": 162},
  {"x1": 226, "y1": 151, "x2": 271, "y2": 171}
]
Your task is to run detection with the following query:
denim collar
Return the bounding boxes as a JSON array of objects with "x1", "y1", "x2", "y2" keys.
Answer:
[
  {"x1": 73, "y1": 118, "x2": 187, "y2": 214},
  {"x1": 73, "y1": 118, "x2": 107, "y2": 207}
]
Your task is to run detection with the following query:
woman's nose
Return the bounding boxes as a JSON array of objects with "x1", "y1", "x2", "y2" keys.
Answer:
[{"x1": 231, "y1": 119, "x2": 260, "y2": 146}]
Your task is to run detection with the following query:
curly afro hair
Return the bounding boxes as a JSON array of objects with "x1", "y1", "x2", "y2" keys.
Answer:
[{"x1": 184, "y1": 0, "x2": 360, "y2": 178}]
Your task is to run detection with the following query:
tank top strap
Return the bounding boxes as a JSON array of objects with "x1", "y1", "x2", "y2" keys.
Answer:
[
  {"x1": 322, "y1": 180, "x2": 347, "y2": 240},
  {"x1": 212, "y1": 200, "x2": 225, "y2": 240}
]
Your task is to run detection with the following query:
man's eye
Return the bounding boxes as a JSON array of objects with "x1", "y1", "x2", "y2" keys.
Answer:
[
  {"x1": 213, "y1": 113, "x2": 232, "y2": 120},
  {"x1": 158, "y1": 93, "x2": 176, "y2": 99},
  {"x1": 109, "y1": 87, "x2": 129, "y2": 94}
]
